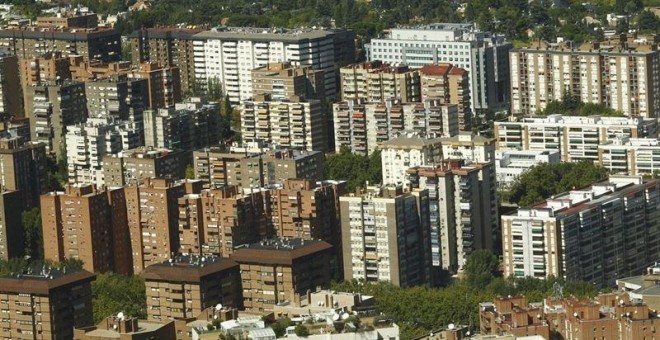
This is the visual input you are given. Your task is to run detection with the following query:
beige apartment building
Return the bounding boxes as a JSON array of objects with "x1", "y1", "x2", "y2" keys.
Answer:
[
  {"x1": 510, "y1": 37, "x2": 660, "y2": 118},
  {"x1": 419, "y1": 63, "x2": 471, "y2": 130},
  {"x1": 252, "y1": 62, "x2": 325, "y2": 101},
  {"x1": 0, "y1": 137, "x2": 47, "y2": 208},
  {"x1": 0, "y1": 266, "x2": 95, "y2": 339},
  {"x1": 339, "y1": 186, "x2": 432, "y2": 287},
  {"x1": 494, "y1": 114, "x2": 657, "y2": 162},
  {"x1": 241, "y1": 95, "x2": 328, "y2": 152},
  {"x1": 340, "y1": 61, "x2": 421, "y2": 102},
  {"x1": 141, "y1": 255, "x2": 242, "y2": 322},
  {"x1": 501, "y1": 175, "x2": 660, "y2": 287},
  {"x1": 102, "y1": 147, "x2": 188, "y2": 187},
  {"x1": 231, "y1": 238, "x2": 333, "y2": 312}
]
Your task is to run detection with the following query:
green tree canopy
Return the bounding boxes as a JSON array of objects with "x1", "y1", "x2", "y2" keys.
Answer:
[
  {"x1": 21, "y1": 207, "x2": 43, "y2": 259},
  {"x1": 325, "y1": 148, "x2": 381, "y2": 191},
  {"x1": 92, "y1": 273, "x2": 147, "y2": 324},
  {"x1": 509, "y1": 162, "x2": 609, "y2": 207},
  {"x1": 464, "y1": 249, "x2": 501, "y2": 289}
]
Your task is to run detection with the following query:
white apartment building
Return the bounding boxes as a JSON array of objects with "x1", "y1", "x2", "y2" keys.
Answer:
[
  {"x1": 598, "y1": 137, "x2": 660, "y2": 175},
  {"x1": 366, "y1": 23, "x2": 511, "y2": 113},
  {"x1": 407, "y1": 160, "x2": 497, "y2": 272},
  {"x1": 65, "y1": 117, "x2": 143, "y2": 185},
  {"x1": 380, "y1": 134, "x2": 443, "y2": 186},
  {"x1": 339, "y1": 186, "x2": 432, "y2": 287},
  {"x1": 438, "y1": 132, "x2": 496, "y2": 163},
  {"x1": 510, "y1": 39, "x2": 660, "y2": 118},
  {"x1": 495, "y1": 150, "x2": 561, "y2": 187},
  {"x1": 241, "y1": 95, "x2": 328, "y2": 152},
  {"x1": 192, "y1": 27, "x2": 355, "y2": 104},
  {"x1": 495, "y1": 114, "x2": 657, "y2": 162},
  {"x1": 333, "y1": 99, "x2": 459, "y2": 155},
  {"x1": 501, "y1": 175, "x2": 660, "y2": 287}
]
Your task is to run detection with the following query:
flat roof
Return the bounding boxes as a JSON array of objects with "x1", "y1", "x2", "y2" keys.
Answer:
[
  {"x1": 231, "y1": 239, "x2": 332, "y2": 266},
  {"x1": 141, "y1": 255, "x2": 239, "y2": 283},
  {"x1": 193, "y1": 27, "x2": 347, "y2": 42},
  {"x1": 0, "y1": 269, "x2": 95, "y2": 295}
]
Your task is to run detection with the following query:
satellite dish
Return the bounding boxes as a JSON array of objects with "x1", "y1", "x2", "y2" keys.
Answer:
[
  {"x1": 332, "y1": 313, "x2": 340, "y2": 321},
  {"x1": 113, "y1": 324, "x2": 118, "y2": 330},
  {"x1": 215, "y1": 303, "x2": 223, "y2": 311},
  {"x1": 214, "y1": 315, "x2": 218, "y2": 320},
  {"x1": 117, "y1": 312, "x2": 125, "y2": 320},
  {"x1": 341, "y1": 313, "x2": 349, "y2": 320},
  {"x1": 448, "y1": 323, "x2": 455, "y2": 330}
]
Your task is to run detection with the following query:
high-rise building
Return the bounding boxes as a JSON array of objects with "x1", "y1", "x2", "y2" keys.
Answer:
[
  {"x1": 102, "y1": 147, "x2": 188, "y2": 187},
  {"x1": 65, "y1": 117, "x2": 143, "y2": 185},
  {"x1": 0, "y1": 137, "x2": 47, "y2": 208},
  {"x1": 192, "y1": 27, "x2": 356, "y2": 104},
  {"x1": 0, "y1": 265, "x2": 95, "y2": 339},
  {"x1": 0, "y1": 26, "x2": 121, "y2": 62},
  {"x1": 192, "y1": 147, "x2": 324, "y2": 190},
  {"x1": 26, "y1": 80, "x2": 88, "y2": 157},
  {"x1": 339, "y1": 186, "x2": 432, "y2": 286},
  {"x1": 252, "y1": 62, "x2": 325, "y2": 101},
  {"x1": 129, "y1": 62, "x2": 182, "y2": 109},
  {"x1": 19, "y1": 51, "x2": 72, "y2": 117},
  {"x1": 437, "y1": 131, "x2": 496, "y2": 163},
  {"x1": 380, "y1": 134, "x2": 444, "y2": 186},
  {"x1": 129, "y1": 28, "x2": 202, "y2": 96},
  {"x1": 41, "y1": 184, "x2": 117, "y2": 273},
  {"x1": 510, "y1": 38, "x2": 660, "y2": 118},
  {"x1": 340, "y1": 61, "x2": 421, "y2": 102},
  {"x1": 494, "y1": 114, "x2": 657, "y2": 162},
  {"x1": 231, "y1": 238, "x2": 333, "y2": 312},
  {"x1": 143, "y1": 99, "x2": 220, "y2": 151},
  {"x1": 124, "y1": 178, "x2": 188, "y2": 273},
  {"x1": 141, "y1": 255, "x2": 242, "y2": 322},
  {"x1": 333, "y1": 99, "x2": 459, "y2": 155},
  {"x1": 69, "y1": 58, "x2": 132, "y2": 82},
  {"x1": 407, "y1": 160, "x2": 498, "y2": 273},
  {"x1": 598, "y1": 137, "x2": 660, "y2": 175},
  {"x1": 501, "y1": 175, "x2": 660, "y2": 287},
  {"x1": 84, "y1": 75, "x2": 148, "y2": 121},
  {"x1": 241, "y1": 95, "x2": 328, "y2": 152},
  {"x1": 0, "y1": 53, "x2": 20, "y2": 119},
  {"x1": 367, "y1": 23, "x2": 511, "y2": 113},
  {"x1": 0, "y1": 189, "x2": 24, "y2": 260},
  {"x1": 419, "y1": 63, "x2": 471, "y2": 130}
]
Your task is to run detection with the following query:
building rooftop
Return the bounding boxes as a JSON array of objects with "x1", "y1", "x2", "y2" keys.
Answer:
[
  {"x1": 231, "y1": 238, "x2": 332, "y2": 265},
  {"x1": 141, "y1": 255, "x2": 239, "y2": 283},
  {"x1": 0, "y1": 264, "x2": 95, "y2": 295},
  {"x1": 379, "y1": 135, "x2": 443, "y2": 149},
  {"x1": 194, "y1": 27, "x2": 350, "y2": 42}
]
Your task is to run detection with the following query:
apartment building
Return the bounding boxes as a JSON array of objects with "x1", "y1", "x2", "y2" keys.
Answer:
[
  {"x1": 0, "y1": 266, "x2": 95, "y2": 339},
  {"x1": 333, "y1": 99, "x2": 459, "y2": 155},
  {"x1": 65, "y1": 117, "x2": 143, "y2": 185},
  {"x1": 192, "y1": 27, "x2": 355, "y2": 104},
  {"x1": 0, "y1": 137, "x2": 47, "y2": 208},
  {"x1": 509, "y1": 38, "x2": 660, "y2": 118},
  {"x1": 598, "y1": 137, "x2": 660, "y2": 176},
  {"x1": 494, "y1": 114, "x2": 657, "y2": 162},
  {"x1": 495, "y1": 150, "x2": 561, "y2": 187},
  {"x1": 252, "y1": 62, "x2": 325, "y2": 101},
  {"x1": 407, "y1": 160, "x2": 498, "y2": 274},
  {"x1": 437, "y1": 131, "x2": 496, "y2": 164},
  {"x1": 0, "y1": 53, "x2": 20, "y2": 119},
  {"x1": 102, "y1": 147, "x2": 188, "y2": 187},
  {"x1": 84, "y1": 75, "x2": 148, "y2": 121},
  {"x1": 19, "y1": 51, "x2": 71, "y2": 117},
  {"x1": 270, "y1": 179, "x2": 346, "y2": 246},
  {"x1": 340, "y1": 61, "x2": 420, "y2": 102},
  {"x1": 143, "y1": 99, "x2": 220, "y2": 151},
  {"x1": 419, "y1": 63, "x2": 471, "y2": 130},
  {"x1": 231, "y1": 238, "x2": 333, "y2": 312},
  {"x1": 241, "y1": 95, "x2": 328, "y2": 152},
  {"x1": 129, "y1": 28, "x2": 203, "y2": 95},
  {"x1": 380, "y1": 134, "x2": 443, "y2": 186},
  {"x1": 74, "y1": 316, "x2": 175, "y2": 340},
  {"x1": 125, "y1": 178, "x2": 189, "y2": 273},
  {"x1": 501, "y1": 175, "x2": 660, "y2": 287},
  {"x1": 0, "y1": 189, "x2": 23, "y2": 260},
  {"x1": 480, "y1": 293, "x2": 660, "y2": 340},
  {"x1": 35, "y1": 11, "x2": 98, "y2": 29},
  {"x1": 367, "y1": 23, "x2": 511, "y2": 112},
  {"x1": 129, "y1": 62, "x2": 182, "y2": 109},
  {"x1": 0, "y1": 26, "x2": 121, "y2": 62},
  {"x1": 339, "y1": 186, "x2": 432, "y2": 286},
  {"x1": 192, "y1": 147, "x2": 324, "y2": 190},
  {"x1": 41, "y1": 184, "x2": 116, "y2": 273},
  {"x1": 26, "y1": 80, "x2": 88, "y2": 157},
  {"x1": 141, "y1": 255, "x2": 242, "y2": 322},
  {"x1": 69, "y1": 58, "x2": 132, "y2": 81},
  {"x1": 178, "y1": 182, "x2": 268, "y2": 257}
]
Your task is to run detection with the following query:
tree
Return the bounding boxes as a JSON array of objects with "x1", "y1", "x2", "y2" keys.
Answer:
[
  {"x1": 185, "y1": 164, "x2": 195, "y2": 179},
  {"x1": 271, "y1": 318, "x2": 293, "y2": 337},
  {"x1": 294, "y1": 324, "x2": 310, "y2": 337},
  {"x1": 21, "y1": 208, "x2": 43, "y2": 259},
  {"x1": 463, "y1": 250, "x2": 500, "y2": 288},
  {"x1": 325, "y1": 147, "x2": 382, "y2": 191},
  {"x1": 637, "y1": 11, "x2": 660, "y2": 32},
  {"x1": 92, "y1": 273, "x2": 147, "y2": 323}
]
